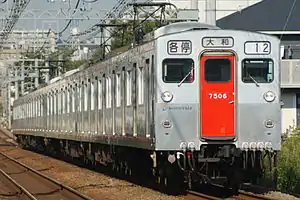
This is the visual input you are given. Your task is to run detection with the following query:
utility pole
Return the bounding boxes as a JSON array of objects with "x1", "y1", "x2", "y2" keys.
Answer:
[
  {"x1": 21, "y1": 59, "x2": 25, "y2": 95},
  {"x1": 6, "y1": 68, "x2": 11, "y2": 130},
  {"x1": 14, "y1": 68, "x2": 19, "y2": 99},
  {"x1": 45, "y1": 58, "x2": 50, "y2": 84},
  {"x1": 191, "y1": 0, "x2": 199, "y2": 12},
  {"x1": 34, "y1": 59, "x2": 39, "y2": 89},
  {"x1": 206, "y1": 0, "x2": 216, "y2": 26}
]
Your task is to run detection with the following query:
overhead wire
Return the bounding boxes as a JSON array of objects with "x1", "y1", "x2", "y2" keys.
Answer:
[
  {"x1": 279, "y1": 0, "x2": 297, "y2": 41},
  {"x1": 0, "y1": 0, "x2": 31, "y2": 65},
  {"x1": 54, "y1": 0, "x2": 81, "y2": 36},
  {"x1": 278, "y1": 0, "x2": 297, "y2": 95},
  {"x1": 68, "y1": 0, "x2": 137, "y2": 39},
  {"x1": 82, "y1": 0, "x2": 99, "y2": 3},
  {"x1": 0, "y1": 0, "x2": 31, "y2": 47}
]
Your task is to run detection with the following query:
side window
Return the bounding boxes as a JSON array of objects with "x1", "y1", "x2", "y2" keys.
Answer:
[
  {"x1": 106, "y1": 77, "x2": 112, "y2": 108},
  {"x1": 62, "y1": 90, "x2": 65, "y2": 114},
  {"x1": 138, "y1": 67, "x2": 144, "y2": 105},
  {"x1": 47, "y1": 96, "x2": 50, "y2": 116},
  {"x1": 242, "y1": 59, "x2": 273, "y2": 83},
  {"x1": 79, "y1": 86, "x2": 82, "y2": 112},
  {"x1": 162, "y1": 58, "x2": 194, "y2": 83},
  {"x1": 84, "y1": 83, "x2": 88, "y2": 111},
  {"x1": 53, "y1": 94, "x2": 56, "y2": 115},
  {"x1": 67, "y1": 89, "x2": 70, "y2": 113},
  {"x1": 57, "y1": 92, "x2": 61, "y2": 115},
  {"x1": 126, "y1": 71, "x2": 132, "y2": 106},
  {"x1": 204, "y1": 59, "x2": 231, "y2": 82},
  {"x1": 91, "y1": 81, "x2": 95, "y2": 111},
  {"x1": 72, "y1": 87, "x2": 76, "y2": 112},
  {"x1": 98, "y1": 80, "x2": 102, "y2": 110},
  {"x1": 116, "y1": 74, "x2": 121, "y2": 107}
]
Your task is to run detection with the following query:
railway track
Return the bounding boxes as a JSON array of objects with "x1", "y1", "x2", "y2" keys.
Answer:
[
  {"x1": 186, "y1": 190, "x2": 278, "y2": 200},
  {"x1": 0, "y1": 149, "x2": 95, "y2": 200},
  {"x1": 186, "y1": 190, "x2": 222, "y2": 200},
  {"x1": 0, "y1": 128, "x2": 280, "y2": 200},
  {"x1": 236, "y1": 191, "x2": 278, "y2": 200}
]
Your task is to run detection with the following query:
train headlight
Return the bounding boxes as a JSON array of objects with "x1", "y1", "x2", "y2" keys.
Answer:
[
  {"x1": 188, "y1": 142, "x2": 196, "y2": 150},
  {"x1": 265, "y1": 120, "x2": 274, "y2": 128},
  {"x1": 161, "y1": 91, "x2": 173, "y2": 102},
  {"x1": 257, "y1": 142, "x2": 264, "y2": 150},
  {"x1": 249, "y1": 142, "x2": 257, "y2": 150},
  {"x1": 242, "y1": 142, "x2": 249, "y2": 150},
  {"x1": 180, "y1": 142, "x2": 187, "y2": 150},
  {"x1": 265, "y1": 142, "x2": 272, "y2": 150},
  {"x1": 263, "y1": 91, "x2": 276, "y2": 102},
  {"x1": 162, "y1": 120, "x2": 172, "y2": 128}
]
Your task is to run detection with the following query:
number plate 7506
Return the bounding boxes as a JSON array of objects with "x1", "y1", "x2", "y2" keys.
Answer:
[{"x1": 208, "y1": 93, "x2": 228, "y2": 99}]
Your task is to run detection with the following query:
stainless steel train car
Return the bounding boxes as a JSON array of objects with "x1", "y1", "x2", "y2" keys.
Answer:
[{"x1": 12, "y1": 21, "x2": 281, "y2": 191}]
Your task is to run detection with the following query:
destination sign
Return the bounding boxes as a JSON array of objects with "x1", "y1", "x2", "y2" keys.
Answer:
[{"x1": 202, "y1": 37, "x2": 234, "y2": 48}]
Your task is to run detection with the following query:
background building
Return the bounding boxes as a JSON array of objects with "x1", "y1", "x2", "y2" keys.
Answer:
[{"x1": 152, "y1": 0, "x2": 262, "y2": 23}]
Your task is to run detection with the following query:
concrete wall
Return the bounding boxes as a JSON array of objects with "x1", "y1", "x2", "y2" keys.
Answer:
[{"x1": 281, "y1": 92, "x2": 297, "y2": 134}]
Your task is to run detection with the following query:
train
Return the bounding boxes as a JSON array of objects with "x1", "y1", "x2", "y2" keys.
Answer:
[{"x1": 11, "y1": 21, "x2": 281, "y2": 192}]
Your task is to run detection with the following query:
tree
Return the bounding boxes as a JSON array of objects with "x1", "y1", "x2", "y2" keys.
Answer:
[{"x1": 110, "y1": 19, "x2": 160, "y2": 49}]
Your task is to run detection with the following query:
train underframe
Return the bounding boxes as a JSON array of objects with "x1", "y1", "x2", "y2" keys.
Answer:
[{"x1": 16, "y1": 135, "x2": 278, "y2": 193}]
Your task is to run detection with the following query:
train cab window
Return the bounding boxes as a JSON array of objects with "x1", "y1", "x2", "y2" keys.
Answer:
[
  {"x1": 204, "y1": 59, "x2": 231, "y2": 82},
  {"x1": 242, "y1": 59, "x2": 273, "y2": 83},
  {"x1": 162, "y1": 58, "x2": 194, "y2": 83}
]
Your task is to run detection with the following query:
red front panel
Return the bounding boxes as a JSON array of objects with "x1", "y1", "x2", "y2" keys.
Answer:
[{"x1": 200, "y1": 55, "x2": 235, "y2": 139}]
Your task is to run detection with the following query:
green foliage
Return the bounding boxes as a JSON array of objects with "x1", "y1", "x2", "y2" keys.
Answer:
[
  {"x1": 89, "y1": 48, "x2": 104, "y2": 65},
  {"x1": 110, "y1": 19, "x2": 160, "y2": 49},
  {"x1": 47, "y1": 47, "x2": 88, "y2": 72},
  {"x1": 276, "y1": 130, "x2": 300, "y2": 193},
  {"x1": 63, "y1": 59, "x2": 87, "y2": 71},
  {"x1": 262, "y1": 129, "x2": 300, "y2": 194}
]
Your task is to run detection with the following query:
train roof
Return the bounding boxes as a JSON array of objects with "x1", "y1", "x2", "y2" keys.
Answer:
[
  {"x1": 154, "y1": 21, "x2": 221, "y2": 38},
  {"x1": 14, "y1": 21, "x2": 280, "y2": 103}
]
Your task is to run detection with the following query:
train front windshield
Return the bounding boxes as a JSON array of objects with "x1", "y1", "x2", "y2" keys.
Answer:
[{"x1": 242, "y1": 59, "x2": 274, "y2": 83}]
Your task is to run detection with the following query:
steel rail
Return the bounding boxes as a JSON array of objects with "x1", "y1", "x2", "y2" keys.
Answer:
[
  {"x1": 186, "y1": 190, "x2": 223, "y2": 200},
  {"x1": 186, "y1": 189, "x2": 278, "y2": 200},
  {"x1": 237, "y1": 191, "x2": 277, "y2": 200},
  {"x1": 0, "y1": 167, "x2": 38, "y2": 200},
  {"x1": 0, "y1": 151, "x2": 95, "y2": 200}
]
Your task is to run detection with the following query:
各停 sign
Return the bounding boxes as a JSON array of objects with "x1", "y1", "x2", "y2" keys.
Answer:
[{"x1": 167, "y1": 40, "x2": 192, "y2": 55}]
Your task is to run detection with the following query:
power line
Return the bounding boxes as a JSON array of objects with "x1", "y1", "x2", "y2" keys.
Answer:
[
  {"x1": 0, "y1": 0, "x2": 31, "y2": 48},
  {"x1": 54, "y1": 0, "x2": 81, "y2": 36},
  {"x1": 69, "y1": 0, "x2": 137, "y2": 38},
  {"x1": 82, "y1": 0, "x2": 99, "y2": 3}
]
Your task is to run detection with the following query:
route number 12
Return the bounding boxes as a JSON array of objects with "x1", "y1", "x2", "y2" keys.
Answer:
[{"x1": 245, "y1": 41, "x2": 271, "y2": 55}]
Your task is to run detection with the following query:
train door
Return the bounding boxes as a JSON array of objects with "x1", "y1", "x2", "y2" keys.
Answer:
[{"x1": 200, "y1": 53, "x2": 235, "y2": 139}]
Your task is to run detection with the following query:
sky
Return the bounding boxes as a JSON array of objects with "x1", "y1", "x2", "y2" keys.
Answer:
[{"x1": 0, "y1": 0, "x2": 149, "y2": 41}]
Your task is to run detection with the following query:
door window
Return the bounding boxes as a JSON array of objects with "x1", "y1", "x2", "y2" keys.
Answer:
[{"x1": 204, "y1": 59, "x2": 231, "y2": 82}]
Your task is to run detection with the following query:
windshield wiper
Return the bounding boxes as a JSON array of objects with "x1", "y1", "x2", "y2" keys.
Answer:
[
  {"x1": 248, "y1": 74, "x2": 260, "y2": 87},
  {"x1": 177, "y1": 65, "x2": 194, "y2": 87}
]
